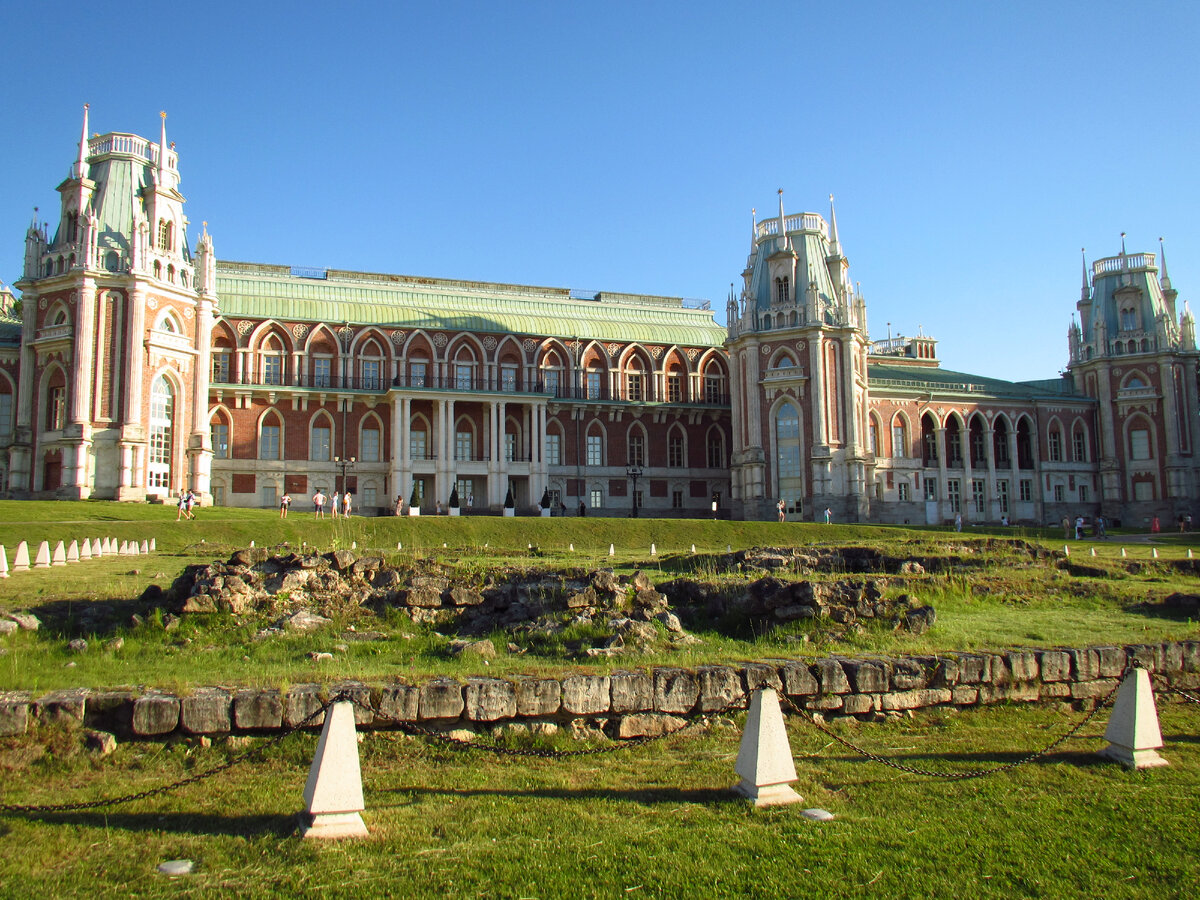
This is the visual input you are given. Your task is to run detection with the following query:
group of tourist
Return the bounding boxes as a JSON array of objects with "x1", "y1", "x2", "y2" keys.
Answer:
[
  {"x1": 301, "y1": 490, "x2": 353, "y2": 519},
  {"x1": 175, "y1": 489, "x2": 197, "y2": 521},
  {"x1": 1062, "y1": 515, "x2": 1107, "y2": 540}
]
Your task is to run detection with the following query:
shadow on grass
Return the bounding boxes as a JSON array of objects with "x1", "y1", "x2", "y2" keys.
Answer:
[
  {"x1": 373, "y1": 785, "x2": 737, "y2": 806},
  {"x1": 20, "y1": 810, "x2": 299, "y2": 837}
]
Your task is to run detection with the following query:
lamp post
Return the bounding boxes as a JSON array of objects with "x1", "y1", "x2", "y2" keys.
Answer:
[
  {"x1": 626, "y1": 463, "x2": 643, "y2": 518},
  {"x1": 334, "y1": 455, "x2": 356, "y2": 494}
]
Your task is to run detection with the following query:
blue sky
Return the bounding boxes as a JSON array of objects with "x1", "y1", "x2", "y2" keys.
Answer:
[{"x1": 2, "y1": 1, "x2": 1197, "y2": 382}]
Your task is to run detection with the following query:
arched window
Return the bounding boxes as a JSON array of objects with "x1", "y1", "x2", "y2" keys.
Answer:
[
  {"x1": 945, "y1": 418, "x2": 964, "y2": 466},
  {"x1": 1072, "y1": 423, "x2": 1088, "y2": 462},
  {"x1": 668, "y1": 430, "x2": 686, "y2": 468},
  {"x1": 625, "y1": 358, "x2": 645, "y2": 401},
  {"x1": 969, "y1": 416, "x2": 987, "y2": 466},
  {"x1": 666, "y1": 364, "x2": 685, "y2": 403},
  {"x1": 1016, "y1": 418, "x2": 1034, "y2": 469},
  {"x1": 360, "y1": 417, "x2": 382, "y2": 462},
  {"x1": 706, "y1": 427, "x2": 725, "y2": 469},
  {"x1": 775, "y1": 402, "x2": 803, "y2": 504},
  {"x1": 627, "y1": 428, "x2": 646, "y2": 466},
  {"x1": 259, "y1": 413, "x2": 282, "y2": 460},
  {"x1": 1048, "y1": 423, "x2": 1063, "y2": 462},
  {"x1": 1120, "y1": 307, "x2": 1137, "y2": 332},
  {"x1": 703, "y1": 362, "x2": 726, "y2": 403},
  {"x1": 868, "y1": 415, "x2": 879, "y2": 456},
  {"x1": 585, "y1": 425, "x2": 604, "y2": 466},
  {"x1": 775, "y1": 276, "x2": 790, "y2": 303},
  {"x1": 540, "y1": 350, "x2": 564, "y2": 398},
  {"x1": 310, "y1": 414, "x2": 333, "y2": 462},
  {"x1": 104, "y1": 251, "x2": 120, "y2": 272},
  {"x1": 210, "y1": 411, "x2": 230, "y2": 459},
  {"x1": 158, "y1": 219, "x2": 171, "y2": 251},
  {"x1": 261, "y1": 335, "x2": 284, "y2": 386},
  {"x1": 772, "y1": 352, "x2": 796, "y2": 369},
  {"x1": 153, "y1": 260, "x2": 162, "y2": 280},
  {"x1": 148, "y1": 376, "x2": 174, "y2": 490},
  {"x1": 891, "y1": 415, "x2": 909, "y2": 459},
  {"x1": 921, "y1": 414, "x2": 939, "y2": 466},
  {"x1": 993, "y1": 418, "x2": 1011, "y2": 468}
]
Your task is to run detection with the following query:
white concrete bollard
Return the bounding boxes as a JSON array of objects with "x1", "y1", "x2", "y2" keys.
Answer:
[
  {"x1": 352, "y1": 541, "x2": 357, "y2": 550},
  {"x1": 1090, "y1": 547, "x2": 1096, "y2": 557},
  {"x1": 0, "y1": 546, "x2": 8, "y2": 578},
  {"x1": 569, "y1": 543, "x2": 574, "y2": 552},
  {"x1": 80, "y1": 540, "x2": 92, "y2": 560},
  {"x1": 141, "y1": 540, "x2": 149, "y2": 554},
  {"x1": 650, "y1": 543, "x2": 656, "y2": 557},
  {"x1": 1152, "y1": 547, "x2": 1159, "y2": 559},
  {"x1": 66, "y1": 541, "x2": 80, "y2": 563},
  {"x1": 35, "y1": 541, "x2": 51, "y2": 568},
  {"x1": 733, "y1": 689, "x2": 804, "y2": 808},
  {"x1": 397, "y1": 542, "x2": 402, "y2": 550},
  {"x1": 1099, "y1": 669, "x2": 1168, "y2": 769},
  {"x1": 1063, "y1": 545, "x2": 1070, "y2": 557},
  {"x1": 609, "y1": 544, "x2": 615, "y2": 557},
  {"x1": 118, "y1": 541, "x2": 128, "y2": 555},
  {"x1": 13, "y1": 541, "x2": 30, "y2": 572},
  {"x1": 92, "y1": 538, "x2": 102, "y2": 557},
  {"x1": 250, "y1": 540, "x2": 255, "y2": 548},
  {"x1": 1121, "y1": 547, "x2": 1127, "y2": 558},
  {"x1": 149, "y1": 538, "x2": 156, "y2": 552},
  {"x1": 300, "y1": 701, "x2": 369, "y2": 839},
  {"x1": 130, "y1": 542, "x2": 140, "y2": 556},
  {"x1": 51, "y1": 541, "x2": 66, "y2": 566},
  {"x1": 691, "y1": 544, "x2": 696, "y2": 554},
  {"x1": 727, "y1": 544, "x2": 732, "y2": 553},
  {"x1": 1189, "y1": 548, "x2": 1194, "y2": 560}
]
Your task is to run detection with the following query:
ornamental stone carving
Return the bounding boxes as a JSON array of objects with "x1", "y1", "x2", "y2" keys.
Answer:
[
  {"x1": 184, "y1": 307, "x2": 194, "y2": 319},
  {"x1": 390, "y1": 330, "x2": 406, "y2": 346},
  {"x1": 761, "y1": 346, "x2": 771, "y2": 354},
  {"x1": 292, "y1": 324, "x2": 309, "y2": 340},
  {"x1": 685, "y1": 348, "x2": 698, "y2": 360},
  {"x1": 146, "y1": 297, "x2": 158, "y2": 310},
  {"x1": 483, "y1": 336, "x2": 497, "y2": 351},
  {"x1": 606, "y1": 343, "x2": 620, "y2": 359},
  {"x1": 522, "y1": 338, "x2": 536, "y2": 354},
  {"x1": 434, "y1": 333, "x2": 448, "y2": 348},
  {"x1": 237, "y1": 320, "x2": 252, "y2": 336},
  {"x1": 651, "y1": 346, "x2": 663, "y2": 359}
]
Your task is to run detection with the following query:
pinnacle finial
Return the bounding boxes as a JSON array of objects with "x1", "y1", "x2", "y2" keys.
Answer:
[
  {"x1": 1120, "y1": 232, "x2": 1127, "y2": 256},
  {"x1": 1159, "y1": 237, "x2": 1172, "y2": 291},
  {"x1": 74, "y1": 103, "x2": 90, "y2": 179}
]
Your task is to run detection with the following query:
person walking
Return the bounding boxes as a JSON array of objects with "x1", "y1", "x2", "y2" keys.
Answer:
[
  {"x1": 185, "y1": 489, "x2": 196, "y2": 518},
  {"x1": 176, "y1": 491, "x2": 190, "y2": 521},
  {"x1": 1151, "y1": 515, "x2": 1161, "y2": 534},
  {"x1": 313, "y1": 490, "x2": 326, "y2": 518},
  {"x1": 823, "y1": 507, "x2": 832, "y2": 524},
  {"x1": 394, "y1": 494, "x2": 404, "y2": 516},
  {"x1": 777, "y1": 499, "x2": 786, "y2": 523},
  {"x1": 579, "y1": 501, "x2": 586, "y2": 517},
  {"x1": 280, "y1": 493, "x2": 291, "y2": 518},
  {"x1": 954, "y1": 513, "x2": 962, "y2": 532},
  {"x1": 331, "y1": 491, "x2": 341, "y2": 519},
  {"x1": 343, "y1": 492, "x2": 352, "y2": 517},
  {"x1": 1096, "y1": 515, "x2": 1106, "y2": 539},
  {"x1": 1075, "y1": 515, "x2": 1084, "y2": 540}
]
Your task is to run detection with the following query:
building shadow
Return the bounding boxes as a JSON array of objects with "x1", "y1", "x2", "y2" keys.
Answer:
[{"x1": 18, "y1": 810, "x2": 299, "y2": 838}]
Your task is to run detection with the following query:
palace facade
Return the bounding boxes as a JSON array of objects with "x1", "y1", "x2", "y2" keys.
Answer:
[{"x1": 2, "y1": 111, "x2": 1197, "y2": 525}]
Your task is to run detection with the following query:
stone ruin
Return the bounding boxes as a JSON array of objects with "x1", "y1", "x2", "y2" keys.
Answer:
[{"x1": 162, "y1": 546, "x2": 937, "y2": 656}]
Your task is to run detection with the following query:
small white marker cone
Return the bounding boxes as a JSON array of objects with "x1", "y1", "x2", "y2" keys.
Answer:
[
  {"x1": 250, "y1": 540, "x2": 255, "y2": 548},
  {"x1": 300, "y1": 701, "x2": 369, "y2": 838},
  {"x1": 149, "y1": 538, "x2": 156, "y2": 552},
  {"x1": 397, "y1": 542, "x2": 402, "y2": 550},
  {"x1": 92, "y1": 538, "x2": 102, "y2": 557},
  {"x1": 1152, "y1": 547, "x2": 1159, "y2": 559},
  {"x1": 569, "y1": 543, "x2": 574, "y2": 552},
  {"x1": 80, "y1": 540, "x2": 92, "y2": 560},
  {"x1": 35, "y1": 541, "x2": 51, "y2": 568},
  {"x1": 443, "y1": 543, "x2": 448, "y2": 549},
  {"x1": 14, "y1": 542, "x2": 30, "y2": 571},
  {"x1": 130, "y1": 542, "x2": 140, "y2": 556},
  {"x1": 141, "y1": 540, "x2": 149, "y2": 554},
  {"x1": 1189, "y1": 548, "x2": 1194, "y2": 560},
  {"x1": 0, "y1": 546, "x2": 8, "y2": 579},
  {"x1": 650, "y1": 543, "x2": 656, "y2": 557},
  {"x1": 352, "y1": 541, "x2": 357, "y2": 550},
  {"x1": 727, "y1": 544, "x2": 732, "y2": 553},
  {"x1": 691, "y1": 544, "x2": 696, "y2": 554},
  {"x1": 609, "y1": 544, "x2": 615, "y2": 557},
  {"x1": 1099, "y1": 669, "x2": 1168, "y2": 769},
  {"x1": 1064, "y1": 545, "x2": 1070, "y2": 557},
  {"x1": 1090, "y1": 547, "x2": 1096, "y2": 557},
  {"x1": 1121, "y1": 547, "x2": 1127, "y2": 558},
  {"x1": 734, "y1": 689, "x2": 803, "y2": 807},
  {"x1": 66, "y1": 541, "x2": 79, "y2": 563},
  {"x1": 51, "y1": 541, "x2": 66, "y2": 566}
]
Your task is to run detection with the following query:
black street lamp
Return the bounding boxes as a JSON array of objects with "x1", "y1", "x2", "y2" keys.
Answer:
[
  {"x1": 334, "y1": 455, "x2": 356, "y2": 494},
  {"x1": 626, "y1": 463, "x2": 643, "y2": 518}
]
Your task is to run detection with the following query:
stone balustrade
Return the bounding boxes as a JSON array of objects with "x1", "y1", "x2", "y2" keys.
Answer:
[{"x1": 1, "y1": 640, "x2": 1196, "y2": 740}]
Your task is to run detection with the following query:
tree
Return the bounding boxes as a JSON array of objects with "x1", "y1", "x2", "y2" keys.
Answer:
[
  {"x1": 410, "y1": 482, "x2": 420, "y2": 510},
  {"x1": 504, "y1": 485, "x2": 515, "y2": 509},
  {"x1": 449, "y1": 486, "x2": 460, "y2": 509}
]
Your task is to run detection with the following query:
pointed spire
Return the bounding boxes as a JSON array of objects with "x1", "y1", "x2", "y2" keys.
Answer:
[
  {"x1": 1080, "y1": 247, "x2": 1090, "y2": 301},
  {"x1": 1159, "y1": 237, "x2": 1172, "y2": 291},
  {"x1": 1120, "y1": 232, "x2": 1127, "y2": 257},
  {"x1": 750, "y1": 207, "x2": 757, "y2": 251},
  {"x1": 828, "y1": 193, "x2": 842, "y2": 257},
  {"x1": 157, "y1": 110, "x2": 168, "y2": 180},
  {"x1": 74, "y1": 104, "x2": 90, "y2": 180}
]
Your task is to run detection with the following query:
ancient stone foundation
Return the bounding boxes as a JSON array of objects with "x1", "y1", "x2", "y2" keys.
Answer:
[{"x1": 1, "y1": 640, "x2": 1195, "y2": 740}]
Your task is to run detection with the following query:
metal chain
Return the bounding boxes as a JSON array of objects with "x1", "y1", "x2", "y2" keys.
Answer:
[
  {"x1": 1151, "y1": 676, "x2": 1200, "y2": 706},
  {"x1": 780, "y1": 675, "x2": 1125, "y2": 781},
  {"x1": 0, "y1": 694, "x2": 342, "y2": 815},
  {"x1": 351, "y1": 694, "x2": 748, "y2": 759}
]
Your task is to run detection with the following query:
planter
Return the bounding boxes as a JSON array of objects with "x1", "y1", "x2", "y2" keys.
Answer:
[
  {"x1": 540, "y1": 508, "x2": 551, "y2": 517},
  {"x1": 449, "y1": 508, "x2": 460, "y2": 516},
  {"x1": 408, "y1": 507, "x2": 421, "y2": 517},
  {"x1": 503, "y1": 508, "x2": 515, "y2": 517}
]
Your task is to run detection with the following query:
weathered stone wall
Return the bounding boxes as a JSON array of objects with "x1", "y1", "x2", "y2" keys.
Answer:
[{"x1": 2, "y1": 640, "x2": 1196, "y2": 740}]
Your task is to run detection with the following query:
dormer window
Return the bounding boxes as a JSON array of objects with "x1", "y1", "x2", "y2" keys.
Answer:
[
  {"x1": 775, "y1": 277, "x2": 790, "y2": 303},
  {"x1": 158, "y1": 219, "x2": 174, "y2": 252},
  {"x1": 1120, "y1": 307, "x2": 1137, "y2": 331}
]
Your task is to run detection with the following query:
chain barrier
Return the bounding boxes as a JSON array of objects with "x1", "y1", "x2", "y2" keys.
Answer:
[
  {"x1": 351, "y1": 694, "x2": 748, "y2": 759},
  {"x1": 1151, "y1": 675, "x2": 1200, "y2": 707},
  {"x1": 779, "y1": 670, "x2": 1128, "y2": 781},
  {"x1": 0, "y1": 694, "x2": 344, "y2": 815}
]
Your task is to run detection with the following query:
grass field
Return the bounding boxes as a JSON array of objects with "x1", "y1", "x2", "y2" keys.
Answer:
[{"x1": 1, "y1": 500, "x2": 1198, "y2": 692}]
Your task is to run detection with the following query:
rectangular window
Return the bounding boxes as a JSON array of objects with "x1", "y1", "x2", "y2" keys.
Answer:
[
  {"x1": 211, "y1": 484, "x2": 225, "y2": 506},
  {"x1": 263, "y1": 355, "x2": 282, "y2": 386},
  {"x1": 898, "y1": 481, "x2": 910, "y2": 501},
  {"x1": 543, "y1": 369, "x2": 559, "y2": 397},
  {"x1": 360, "y1": 428, "x2": 380, "y2": 462},
  {"x1": 972, "y1": 478, "x2": 986, "y2": 510},
  {"x1": 777, "y1": 444, "x2": 801, "y2": 478},
  {"x1": 501, "y1": 366, "x2": 517, "y2": 392},
  {"x1": 0, "y1": 393, "x2": 12, "y2": 436},
  {"x1": 260, "y1": 424, "x2": 280, "y2": 461},
  {"x1": 1134, "y1": 481, "x2": 1154, "y2": 501},
  {"x1": 363, "y1": 486, "x2": 377, "y2": 507},
  {"x1": 410, "y1": 362, "x2": 426, "y2": 388},
  {"x1": 628, "y1": 434, "x2": 645, "y2": 466},
  {"x1": 868, "y1": 423, "x2": 878, "y2": 456},
  {"x1": 587, "y1": 371, "x2": 601, "y2": 400},
  {"x1": 410, "y1": 430, "x2": 427, "y2": 460},
  {"x1": 1079, "y1": 484, "x2": 1089, "y2": 502},
  {"x1": 310, "y1": 426, "x2": 331, "y2": 461},
  {"x1": 667, "y1": 375, "x2": 682, "y2": 403},
  {"x1": 211, "y1": 422, "x2": 229, "y2": 459},
  {"x1": 947, "y1": 478, "x2": 962, "y2": 513},
  {"x1": 668, "y1": 435, "x2": 685, "y2": 468},
  {"x1": 1053, "y1": 484, "x2": 1065, "y2": 502},
  {"x1": 892, "y1": 425, "x2": 906, "y2": 458},
  {"x1": 590, "y1": 488, "x2": 603, "y2": 509},
  {"x1": 546, "y1": 433, "x2": 562, "y2": 466},
  {"x1": 1072, "y1": 431, "x2": 1086, "y2": 462},
  {"x1": 313, "y1": 357, "x2": 331, "y2": 388},
  {"x1": 997, "y1": 480, "x2": 1009, "y2": 514},
  {"x1": 672, "y1": 489, "x2": 683, "y2": 509},
  {"x1": 456, "y1": 365, "x2": 473, "y2": 391},
  {"x1": 634, "y1": 489, "x2": 643, "y2": 510},
  {"x1": 924, "y1": 477, "x2": 938, "y2": 501},
  {"x1": 1019, "y1": 479, "x2": 1033, "y2": 502},
  {"x1": 704, "y1": 376, "x2": 721, "y2": 403},
  {"x1": 361, "y1": 359, "x2": 381, "y2": 390},
  {"x1": 1048, "y1": 430, "x2": 1062, "y2": 462},
  {"x1": 457, "y1": 431, "x2": 473, "y2": 461},
  {"x1": 456, "y1": 479, "x2": 474, "y2": 506},
  {"x1": 212, "y1": 352, "x2": 231, "y2": 383},
  {"x1": 504, "y1": 432, "x2": 516, "y2": 461},
  {"x1": 626, "y1": 373, "x2": 643, "y2": 402},
  {"x1": 260, "y1": 483, "x2": 277, "y2": 509},
  {"x1": 586, "y1": 434, "x2": 602, "y2": 466},
  {"x1": 707, "y1": 437, "x2": 724, "y2": 469},
  {"x1": 49, "y1": 386, "x2": 66, "y2": 429},
  {"x1": 1130, "y1": 429, "x2": 1151, "y2": 460}
]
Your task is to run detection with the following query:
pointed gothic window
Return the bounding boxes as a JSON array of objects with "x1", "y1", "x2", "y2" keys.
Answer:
[
  {"x1": 775, "y1": 277, "x2": 790, "y2": 303},
  {"x1": 148, "y1": 376, "x2": 174, "y2": 489}
]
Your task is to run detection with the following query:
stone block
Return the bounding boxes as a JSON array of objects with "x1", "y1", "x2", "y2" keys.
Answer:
[
  {"x1": 1068, "y1": 648, "x2": 1101, "y2": 682},
  {"x1": 1159, "y1": 642, "x2": 1184, "y2": 675},
  {"x1": 83, "y1": 691, "x2": 135, "y2": 735},
  {"x1": 741, "y1": 662, "x2": 783, "y2": 693},
  {"x1": 812, "y1": 658, "x2": 850, "y2": 694},
  {"x1": 616, "y1": 713, "x2": 686, "y2": 739},
  {"x1": 561, "y1": 675, "x2": 611, "y2": 715},
  {"x1": 950, "y1": 686, "x2": 979, "y2": 705},
  {"x1": 514, "y1": 678, "x2": 561, "y2": 717},
  {"x1": 890, "y1": 658, "x2": 930, "y2": 691},
  {"x1": 1071, "y1": 679, "x2": 1117, "y2": 700},
  {"x1": 696, "y1": 665, "x2": 743, "y2": 711},
  {"x1": 1041, "y1": 682, "x2": 1072, "y2": 698},
  {"x1": 842, "y1": 694, "x2": 876, "y2": 715},
  {"x1": 977, "y1": 682, "x2": 1040, "y2": 704},
  {"x1": 1126, "y1": 644, "x2": 1160, "y2": 672},
  {"x1": 133, "y1": 692, "x2": 181, "y2": 736},
  {"x1": 377, "y1": 683, "x2": 420, "y2": 722},
  {"x1": 465, "y1": 678, "x2": 517, "y2": 722},
  {"x1": 911, "y1": 655, "x2": 959, "y2": 687},
  {"x1": 234, "y1": 689, "x2": 283, "y2": 730},
  {"x1": 1181, "y1": 641, "x2": 1200, "y2": 673},
  {"x1": 1039, "y1": 650, "x2": 1071, "y2": 683},
  {"x1": 419, "y1": 678, "x2": 465, "y2": 721},
  {"x1": 778, "y1": 660, "x2": 818, "y2": 696},
  {"x1": 180, "y1": 688, "x2": 232, "y2": 734},
  {"x1": 878, "y1": 688, "x2": 952, "y2": 712},
  {"x1": 807, "y1": 695, "x2": 845, "y2": 711},
  {"x1": 329, "y1": 682, "x2": 374, "y2": 725},
  {"x1": 653, "y1": 667, "x2": 699, "y2": 714},
  {"x1": 842, "y1": 659, "x2": 889, "y2": 693},
  {"x1": 285, "y1": 686, "x2": 328, "y2": 728},
  {"x1": 1095, "y1": 646, "x2": 1127, "y2": 678},
  {"x1": 956, "y1": 654, "x2": 990, "y2": 684},
  {"x1": 609, "y1": 671, "x2": 652, "y2": 713},
  {"x1": 0, "y1": 692, "x2": 32, "y2": 736},
  {"x1": 35, "y1": 688, "x2": 89, "y2": 723}
]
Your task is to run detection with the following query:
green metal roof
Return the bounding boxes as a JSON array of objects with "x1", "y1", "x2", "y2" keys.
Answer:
[
  {"x1": 214, "y1": 263, "x2": 727, "y2": 348},
  {"x1": 868, "y1": 362, "x2": 1085, "y2": 402}
]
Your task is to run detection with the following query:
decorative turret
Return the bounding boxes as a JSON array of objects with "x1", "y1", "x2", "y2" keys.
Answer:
[
  {"x1": 22, "y1": 208, "x2": 45, "y2": 279},
  {"x1": 195, "y1": 220, "x2": 218, "y2": 298},
  {"x1": 1180, "y1": 301, "x2": 1196, "y2": 351}
]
